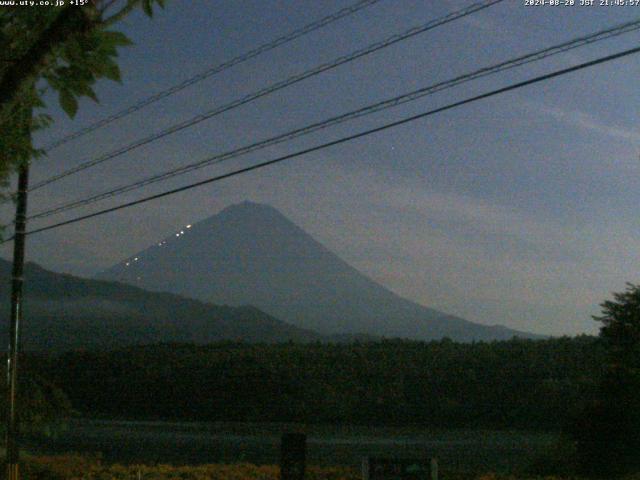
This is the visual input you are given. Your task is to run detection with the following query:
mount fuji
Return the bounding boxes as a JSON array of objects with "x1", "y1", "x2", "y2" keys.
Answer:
[{"x1": 98, "y1": 201, "x2": 536, "y2": 341}]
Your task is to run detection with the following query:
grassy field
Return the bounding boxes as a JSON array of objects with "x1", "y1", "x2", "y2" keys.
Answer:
[
  {"x1": 17, "y1": 419, "x2": 640, "y2": 479},
  {"x1": 25, "y1": 419, "x2": 557, "y2": 474},
  {"x1": 19, "y1": 454, "x2": 640, "y2": 480}
]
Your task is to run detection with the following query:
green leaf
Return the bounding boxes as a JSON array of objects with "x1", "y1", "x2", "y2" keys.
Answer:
[
  {"x1": 102, "y1": 61, "x2": 122, "y2": 82},
  {"x1": 59, "y1": 90, "x2": 78, "y2": 118},
  {"x1": 80, "y1": 85, "x2": 99, "y2": 103},
  {"x1": 142, "y1": 0, "x2": 153, "y2": 17},
  {"x1": 62, "y1": 39, "x2": 84, "y2": 63},
  {"x1": 78, "y1": 33, "x2": 100, "y2": 51},
  {"x1": 101, "y1": 30, "x2": 133, "y2": 48}
]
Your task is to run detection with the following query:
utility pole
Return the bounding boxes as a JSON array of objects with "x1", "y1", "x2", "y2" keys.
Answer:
[{"x1": 6, "y1": 163, "x2": 29, "y2": 480}]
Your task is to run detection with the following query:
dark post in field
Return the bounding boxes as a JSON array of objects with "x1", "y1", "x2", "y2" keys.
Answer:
[
  {"x1": 280, "y1": 432, "x2": 306, "y2": 480},
  {"x1": 6, "y1": 164, "x2": 29, "y2": 480}
]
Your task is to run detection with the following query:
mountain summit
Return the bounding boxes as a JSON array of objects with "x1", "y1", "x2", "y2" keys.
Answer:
[{"x1": 98, "y1": 202, "x2": 535, "y2": 341}]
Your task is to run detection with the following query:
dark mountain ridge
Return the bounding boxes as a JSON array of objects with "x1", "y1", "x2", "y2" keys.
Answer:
[
  {"x1": 98, "y1": 201, "x2": 538, "y2": 341},
  {"x1": 0, "y1": 258, "x2": 321, "y2": 351}
]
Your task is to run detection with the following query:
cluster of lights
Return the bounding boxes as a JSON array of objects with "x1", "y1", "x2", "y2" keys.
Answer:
[
  {"x1": 175, "y1": 224, "x2": 192, "y2": 238},
  {"x1": 123, "y1": 223, "x2": 193, "y2": 268},
  {"x1": 124, "y1": 256, "x2": 140, "y2": 267}
]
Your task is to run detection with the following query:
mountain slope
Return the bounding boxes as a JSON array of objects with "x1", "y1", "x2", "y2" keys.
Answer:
[
  {"x1": 0, "y1": 258, "x2": 321, "y2": 351},
  {"x1": 98, "y1": 201, "x2": 536, "y2": 341}
]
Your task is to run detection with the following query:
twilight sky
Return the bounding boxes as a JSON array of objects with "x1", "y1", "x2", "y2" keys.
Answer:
[{"x1": 2, "y1": 0, "x2": 640, "y2": 336}]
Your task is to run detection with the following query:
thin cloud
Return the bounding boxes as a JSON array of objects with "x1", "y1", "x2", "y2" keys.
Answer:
[{"x1": 523, "y1": 99, "x2": 640, "y2": 144}]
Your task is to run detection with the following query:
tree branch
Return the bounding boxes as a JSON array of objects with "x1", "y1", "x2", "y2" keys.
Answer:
[
  {"x1": 0, "y1": 6, "x2": 94, "y2": 116},
  {"x1": 102, "y1": 0, "x2": 141, "y2": 26}
]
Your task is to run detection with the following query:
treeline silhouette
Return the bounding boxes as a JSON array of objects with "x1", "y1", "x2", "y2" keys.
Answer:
[{"x1": 29, "y1": 336, "x2": 604, "y2": 430}]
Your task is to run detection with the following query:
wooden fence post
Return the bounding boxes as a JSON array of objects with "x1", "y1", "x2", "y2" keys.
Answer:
[
  {"x1": 430, "y1": 458, "x2": 438, "y2": 480},
  {"x1": 280, "y1": 433, "x2": 306, "y2": 480}
]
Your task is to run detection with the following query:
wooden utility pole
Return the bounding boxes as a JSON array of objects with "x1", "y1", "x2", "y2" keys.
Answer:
[{"x1": 6, "y1": 163, "x2": 29, "y2": 480}]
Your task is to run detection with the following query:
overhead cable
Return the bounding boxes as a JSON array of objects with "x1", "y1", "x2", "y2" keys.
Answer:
[
  {"x1": 41, "y1": 0, "x2": 385, "y2": 152},
  {"x1": 30, "y1": 0, "x2": 504, "y2": 191},
  {"x1": 7, "y1": 43, "x2": 639, "y2": 242},
  {"x1": 27, "y1": 17, "x2": 640, "y2": 221}
]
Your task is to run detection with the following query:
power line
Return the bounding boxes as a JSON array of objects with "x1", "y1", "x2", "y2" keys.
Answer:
[
  {"x1": 26, "y1": 17, "x2": 640, "y2": 221},
  {"x1": 40, "y1": 0, "x2": 384, "y2": 152},
  {"x1": 30, "y1": 0, "x2": 504, "y2": 191},
  {"x1": 6, "y1": 43, "x2": 639, "y2": 243}
]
